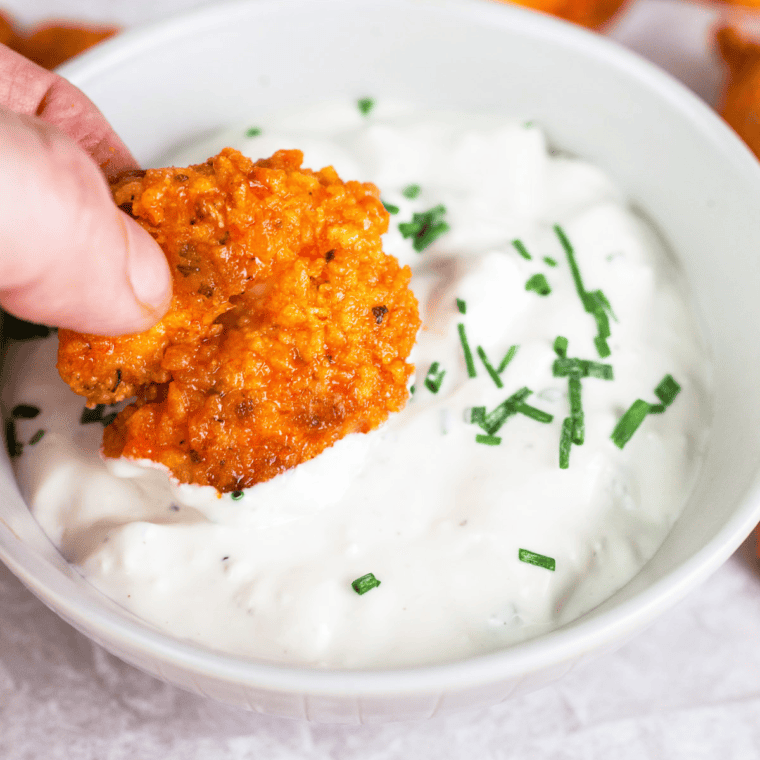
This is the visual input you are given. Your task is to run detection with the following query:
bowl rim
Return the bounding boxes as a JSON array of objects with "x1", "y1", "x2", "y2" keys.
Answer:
[{"x1": 4, "y1": 0, "x2": 760, "y2": 698}]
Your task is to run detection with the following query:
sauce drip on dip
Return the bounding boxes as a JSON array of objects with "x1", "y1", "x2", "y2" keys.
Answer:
[{"x1": 4, "y1": 102, "x2": 712, "y2": 669}]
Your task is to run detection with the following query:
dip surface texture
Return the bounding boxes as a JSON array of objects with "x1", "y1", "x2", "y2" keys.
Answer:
[{"x1": 6, "y1": 103, "x2": 712, "y2": 669}]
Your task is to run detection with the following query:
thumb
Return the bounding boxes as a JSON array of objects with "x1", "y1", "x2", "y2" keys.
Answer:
[{"x1": 0, "y1": 105, "x2": 172, "y2": 335}]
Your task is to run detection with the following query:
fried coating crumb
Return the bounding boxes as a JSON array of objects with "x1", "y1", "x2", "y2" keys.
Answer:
[
  {"x1": 717, "y1": 24, "x2": 760, "y2": 159},
  {"x1": 57, "y1": 148, "x2": 420, "y2": 491}
]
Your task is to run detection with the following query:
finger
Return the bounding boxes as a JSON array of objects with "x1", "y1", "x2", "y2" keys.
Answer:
[
  {"x1": 0, "y1": 42, "x2": 136, "y2": 180},
  {"x1": 0, "y1": 106, "x2": 172, "y2": 335}
]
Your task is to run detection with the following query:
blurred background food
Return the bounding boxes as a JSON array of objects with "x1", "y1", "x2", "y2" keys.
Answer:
[{"x1": 0, "y1": 9, "x2": 116, "y2": 69}]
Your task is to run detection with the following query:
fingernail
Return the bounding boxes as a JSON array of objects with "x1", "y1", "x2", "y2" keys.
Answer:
[{"x1": 123, "y1": 216, "x2": 172, "y2": 316}]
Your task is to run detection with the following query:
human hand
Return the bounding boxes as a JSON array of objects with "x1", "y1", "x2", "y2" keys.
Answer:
[{"x1": 0, "y1": 44, "x2": 171, "y2": 335}]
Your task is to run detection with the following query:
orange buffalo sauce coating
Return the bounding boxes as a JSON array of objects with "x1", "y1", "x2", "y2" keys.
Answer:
[
  {"x1": 0, "y1": 11, "x2": 118, "y2": 70},
  {"x1": 495, "y1": 0, "x2": 627, "y2": 29},
  {"x1": 716, "y1": 24, "x2": 760, "y2": 160},
  {"x1": 57, "y1": 149, "x2": 420, "y2": 492}
]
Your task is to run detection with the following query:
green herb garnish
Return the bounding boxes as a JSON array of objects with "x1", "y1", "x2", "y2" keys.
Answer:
[
  {"x1": 553, "y1": 356, "x2": 613, "y2": 381},
  {"x1": 516, "y1": 403, "x2": 553, "y2": 424},
  {"x1": 231, "y1": 490, "x2": 244, "y2": 501},
  {"x1": 554, "y1": 337, "x2": 614, "y2": 466},
  {"x1": 80, "y1": 405, "x2": 106, "y2": 424},
  {"x1": 382, "y1": 200, "x2": 400, "y2": 215},
  {"x1": 525, "y1": 273, "x2": 551, "y2": 296},
  {"x1": 654, "y1": 374, "x2": 681, "y2": 407},
  {"x1": 245, "y1": 127, "x2": 262, "y2": 138},
  {"x1": 475, "y1": 434, "x2": 501, "y2": 446},
  {"x1": 456, "y1": 298, "x2": 467, "y2": 314},
  {"x1": 471, "y1": 387, "x2": 532, "y2": 436},
  {"x1": 457, "y1": 323, "x2": 477, "y2": 378},
  {"x1": 476, "y1": 346, "x2": 503, "y2": 389},
  {"x1": 424, "y1": 362, "x2": 446, "y2": 394},
  {"x1": 29, "y1": 430, "x2": 45, "y2": 445},
  {"x1": 398, "y1": 205, "x2": 450, "y2": 252},
  {"x1": 80, "y1": 404, "x2": 119, "y2": 427},
  {"x1": 568, "y1": 375, "x2": 584, "y2": 445},
  {"x1": 402, "y1": 183, "x2": 421, "y2": 199},
  {"x1": 611, "y1": 374, "x2": 681, "y2": 448},
  {"x1": 5, "y1": 419, "x2": 21, "y2": 458},
  {"x1": 511, "y1": 239, "x2": 532, "y2": 260},
  {"x1": 611, "y1": 399, "x2": 650, "y2": 449},
  {"x1": 352, "y1": 572, "x2": 381, "y2": 595},
  {"x1": 357, "y1": 98, "x2": 375, "y2": 116},
  {"x1": 554, "y1": 224, "x2": 615, "y2": 358},
  {"x1": 497, "y1": 345, "x2": 519, "y2": 375},
  {"x1": 518, "y1": 548, "x2": 556, "y2": 571},
  {"x1": 559, "y1": 417, "x2": 573, "y2": 469},
  {"x1": 543, "y1": 256, "x2": 558, "y2": 267},
  {"x1": 12, "y1": 404, "x2": 40, "y2": 419}
]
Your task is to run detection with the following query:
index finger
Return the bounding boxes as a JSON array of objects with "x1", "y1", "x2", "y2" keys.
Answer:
[{"x1": 0, "y1": 42, "x2": 137, "y2": 180}]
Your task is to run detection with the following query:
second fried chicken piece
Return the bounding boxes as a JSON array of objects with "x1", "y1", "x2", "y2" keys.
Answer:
[
  {"x1": 717, "y1": 24, "x2": 760, "y2": 159},
  {"x1": 58, "y1": 148, "x2": 420, "y2": 491}
]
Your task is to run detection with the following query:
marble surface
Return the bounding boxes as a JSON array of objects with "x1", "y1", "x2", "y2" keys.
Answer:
[{"x1": 3, "y1": 0, "x2": 760, "y2": 756}]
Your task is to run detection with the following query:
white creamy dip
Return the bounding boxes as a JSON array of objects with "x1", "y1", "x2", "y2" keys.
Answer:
[{"x1": 4, "y1": 102, "x2": 712, "y2": 669}]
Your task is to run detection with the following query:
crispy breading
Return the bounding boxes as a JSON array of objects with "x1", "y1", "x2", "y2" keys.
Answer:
[{"x1": 57, "y1": 148, "x2": 420, "y2": 491}]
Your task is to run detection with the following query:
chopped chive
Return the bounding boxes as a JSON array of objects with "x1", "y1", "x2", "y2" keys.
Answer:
[
  {"x1": 424, "y1": 362, "x2": 446, "y2": 394},
  {"x1": 456, "y1": 298, "x2": 467, "y2": 314},
  {"x1": 402, "y1": 184, "x2": 421, "y2": 199},
  {"x1": 496, "y1": 345, "x2": 519, "y2": 375},
  {"x1": 654, "y1": 374, "x2": 681, "y2": 407},
  {"x1": 594, "y1": 334, "x2": 611, "y2": 359},
  {"x1": 568, "y1": 375, "x2": 584, "y2": 445},
  {"x1": 554, "y1": 225, "x2": 615, "y2": 358},
  {"x1": 475, "y1": 434, "x2": 501, "y2": 446},
  {"x1": 29, "y1": 429, "x2": 45, "y2": 445},
  {"x1": 245, "y1": 127, "x2": 262, "y2": 137},
  {"x1": 555, "y1": 224, "x2": 585, "y2": 302},
  {"x1": 553, "y1": 336, "x2": 568, "y2": 358},
  {"x1": 543, "y1": 256, "x2": 558, "y2": 267},
  {"x1": 525, "y1": 273, "x2": 552, "y2": 296},
  {"x1": 552, "y1": 356, "x2": 613, "y2": 381},
  {"x1": 518, "y1": 548, "x2": 556, "y2": 571},
  {"x1": 5, "y1": 419, "x2": 21, "y2": 458},
  {"x1": 409, "y1": 385, "x2": 416, "y2": 396},
  {"x1": 80, "y1": 405, "x2": 106, "y2": 424},
  {"x1": 474, "y1": 387, "x2": 532, "y2": 436},
  {"x1": 101, "y1": 412, "x2": 118, "y2": 427},
  {"x1": 611, "y1": 399, "x2": 650, "y2": 449},
  {"x1": 382, "y1": 200, "x2": 400, "y2": 215},
  {"x1": 398, "y1": 205, "x2": 450, "y2": 252},
  {"x1": 457, "y1": 323, "x2": 477, "y2": 378},
  {"x1": 12, "y1": 404, "x2": 40, "y2": 419},
  {"x1": 516, "y1": 403, "x2": 553, "y2": 424},
  {"x1": 559, "y1": 417, "x2": 573, "y2": 469},
  {"x1": 476, "y1": 346, "x2": 503, "y2": 389},
  {"x1": 511, "y1": 239, "x2": 532, "y2": 260},
  {"x1": 583, "y1": 361, "x2": 614, "y2": 381},
  {"x1": 231, "y1": 490, "x2": 244, "y2": 501},
  {"x1": 352, "y1": 572, "x2": 381, "y2": 595},
  {"x1": 648, "y1": 403, "x2": 666, "y2": 414},
  {"x1": 357, "y1": 98, "x2": 375, "y2": 116}
]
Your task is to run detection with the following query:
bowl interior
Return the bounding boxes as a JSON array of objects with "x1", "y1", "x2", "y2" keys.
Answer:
[{"x1": 2, "y1": 0, "x2": 760, "y2": 707}]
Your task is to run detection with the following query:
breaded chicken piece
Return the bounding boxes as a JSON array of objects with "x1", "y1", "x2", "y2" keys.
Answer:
[
  {"x1": 57, "y1": 148, "x2": 420, "y2": 491},
  {"x1": 717, "y1": 24, "x2": 760, "y2": 159}
]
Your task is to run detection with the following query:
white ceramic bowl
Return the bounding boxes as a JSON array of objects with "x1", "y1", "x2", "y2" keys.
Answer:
[{"x1": 2, "y1": 0, "x2": 760, "y2": 724}]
